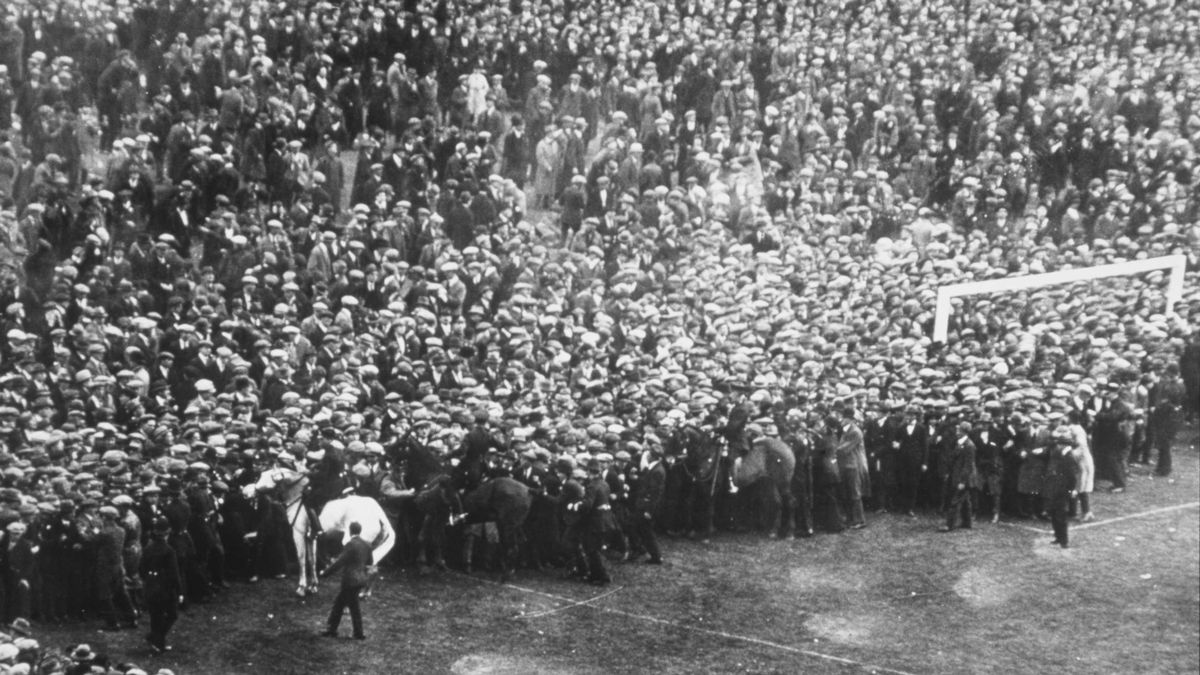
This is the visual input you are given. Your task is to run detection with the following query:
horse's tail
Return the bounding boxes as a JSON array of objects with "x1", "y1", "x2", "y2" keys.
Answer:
[{"x1": 371, "y1": 515, "x2": 395, "y2": 564}]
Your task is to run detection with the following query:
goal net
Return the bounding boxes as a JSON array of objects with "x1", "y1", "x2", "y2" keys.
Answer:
[{"x1": 933, "y1": 254, "x2": 1188, "y2": 343}]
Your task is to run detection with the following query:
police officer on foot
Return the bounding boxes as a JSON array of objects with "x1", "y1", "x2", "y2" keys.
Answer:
[
  {"x1": 1046, "y1": 428, "x2": 1082, "y2": 549},
  {"x1": 319, "y1": 521, "x2": 371, "y2": 639},
  {"x1": 629, "y1": 436, "x2": 665, "y2": 565},
  {"x1": 580, "y1": 459, "x2": 617, "y2": 585},
  {"x1": 141, "y1": 517, "x2": 182, "y2": 654}
]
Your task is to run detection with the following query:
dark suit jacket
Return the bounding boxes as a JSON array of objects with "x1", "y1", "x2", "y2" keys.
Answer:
[
  {"x1": 634, "y1": 461, "x2": 666, "y2": 515},
  {"x1": 140, "y1": 537, "x2": 182, "y2": 597},
  {"x1": 942, "y1": 438, "x2": 978, "y2": 489},
  {"x1": 560, "y1": 184, "x2": 586, "y2": 229},
  {"x1": 502, "y1": 131, "x2": 530, "y2": 177},
  {"x1": 92, "y1": 523, "x2": 126, "y2": 581},
  {"x1": 323, "y1": 535, "x2": 372, "y2": 589},
  {"x1": 895, "y1": 420, "x2": 930, "y2": 464},
  {"x1": 970, "y1": 426, "x2": 1007, "y2": 473},
  {"x1": 582, "y1": 477, "x2": 616, "y2": 533},
  {"x1": 3, "y1": 536, "x2": 37, "y2": 582},
  {"x1": 584, "y1": 184, "x2": 617, "y2": 218},
  {"x1": 1043, "y1": 446, "x2": 1081, "y2": 497}
]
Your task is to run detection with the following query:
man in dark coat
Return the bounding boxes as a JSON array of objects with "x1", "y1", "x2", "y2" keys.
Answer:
[
  {"x1": 319, "y1": 521, "x2": 372, "y2": 639},
  {"x1": 782, "y1": 410, "x2": 814, "y2": 538},
  {"x1": 894, "y1": 403, "x2": 930, "y2": 515},
  {"x1": 1045, "y1": 428, "x2": 1082, "y2": 548},
  {"x1": 834, "y1": 408, "x2": 869, "y2": 530},
  {"x1": 971, "y1": 405, "x2": 1009, "y2": 523},
  {"x1": 559, "y1": 173, "x2": 587, "y2": 241},
  {"x1": 810, "y1": 414, "x2": 844, "y2": 533},
  {"x1": 578, "y1": 459, "x2": 616, "y2": 584},
  {"x1": 630, "y1": 439, "x2": 665, "y2": 564},
  {"x1": 1091, "y1": 382, "x2": 1132, "y2": 492},
  {"x1": 1180, "y1": 330, "x2": 1200, "y2": 423},
  {"x1": 0, "y1": 17, "x2": 22, "y2": 85},
  {"x1": 863, "y1": 403, "x2": 894, "y2": 512},
  {"x1": 96, "y1": 51, "x2": 141, "y2": 149},
  {"x1": 250, "y1": 489, "x2": 289, "y2": 580},
  {"x1": 187, "y1": 473, "x2": 225, "y2": 595},
  {"x1": 141, "y1": 517, "x2": 182, "y2": 653},
  {"x1": 304, "y1": 447, "x2": 346, "y2": 533},
  {"x1": 501, "y1": 117, "x2": 530, "y2": 186},
  {"x1": 1, "y1": 520, "x2": 36, "y2": 622},
  {"x1": 91, "y1": 506, "x2": 138, "y2": 630},
  {"x1": 37, "y1": 500, "x2": 82, "y2": 622},
  {"x1": 556, "y1": 460, "x2": 586, "y2": 577},
  {"x1": 517, "y1": 449, "x2": 558, "y2": 570},
  {"x1": 452, "y1": 411, "x2": 505, "y2": 495},
  {"x1": 469, "y1": 186, "x2": 499, "y2": 235},
  {"x1": 940, "y1": 421, "x2": 978, "y2": 532},
  {"x1": 1148, "y1": 363, "x2": 1187, "y2": 477},
  {"x1": 584, "y1": 175, "x2": 617, "y2": 220},
  {"x1": 445, "y1": 191, "x2": 476, "y2": 250},
  {"x1": 160, "y1": 477, "x2": 202, "y2": 603}
]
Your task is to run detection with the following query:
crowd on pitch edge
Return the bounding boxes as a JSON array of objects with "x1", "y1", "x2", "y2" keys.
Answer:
[{"x1": 0, "y1": 0, "x2": 1199, "y2": 670}]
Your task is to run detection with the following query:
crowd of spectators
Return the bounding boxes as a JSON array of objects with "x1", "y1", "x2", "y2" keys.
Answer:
[{"x1": 0, "y1": 0, "x2": 1198, "y2": 669}]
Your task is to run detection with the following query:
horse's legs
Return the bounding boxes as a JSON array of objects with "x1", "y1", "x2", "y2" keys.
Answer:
[
  {"x1": 290, "y1": 505, "x2": 316, "y2": 596},
  {"x1": 416, "y1": 514, "x2": 432, "y2": 567},
  {"x1": 497, "y1": 523, "x2": 515, "y2": 583},
  {"x1": 462, "y1": 528, "x2": 477, "y2": 574},
  {"x1": 778, "y1": 484, "x2": 793, "y2": 538},
  {"x1": 686, "y1": 483, "x2": 699, "y2": 538},
  {"x1": 705, "y1": 473, "x2": 719, "y2": 539},
  {"x1": 292, "y1": 526, "x2": 309, "y2": 596},
  {"x1": 715, "y1": 458, "x2": 737, "y2": 531},
  {"x1": 302, "y1": 535, "x2": 316, "y2": 588},
  {"x1": 667, "y1": 473, "x2": 686, "y2": 536},
  {"x1": 764, "y1": 484, "x2": 781, "y2": 538}
]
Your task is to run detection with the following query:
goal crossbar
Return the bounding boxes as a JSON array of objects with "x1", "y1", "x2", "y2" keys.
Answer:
[{"x1": 933, "y1": 254, "x2": 1188, "y2": 342}]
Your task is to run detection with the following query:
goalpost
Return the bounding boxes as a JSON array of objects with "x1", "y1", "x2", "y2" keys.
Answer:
[{"x1": 933, "y1": 254, "x2": 1189, "y2": 343}]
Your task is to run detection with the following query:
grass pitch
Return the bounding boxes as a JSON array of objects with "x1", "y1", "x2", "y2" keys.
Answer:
[{"x1": 42, "y1": 431, "x2": 1200, "y2": 674}]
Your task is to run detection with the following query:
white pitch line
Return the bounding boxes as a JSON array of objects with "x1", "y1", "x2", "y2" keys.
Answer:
[
  {"x1": 454, "y1": 572, "x2": 918, "y2": 675},
  {"x1": 1072, "y1": 501, "x2": 1200, "y2": 531},
  {"x1": 517, "y1": 585, "x2": 625, "y2": 619},
  {"x1": 594, "y1": 604, "x2": 919, "y2": 675},
  {"x1": 993, "y1": 502, "x2": 1200, "y2": 534}
]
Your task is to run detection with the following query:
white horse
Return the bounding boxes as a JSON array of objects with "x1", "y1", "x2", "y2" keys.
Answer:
[
  {"x1": 246, "y1": 468, "x2": 319, "y2": 597},
  {"x1": 319, "y1": 494, "x2": 396, "y2": 564}
]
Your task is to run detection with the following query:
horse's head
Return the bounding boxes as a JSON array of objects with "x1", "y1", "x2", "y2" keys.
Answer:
[
  {"x1": 407, "y1": 443, "x2": 450, "y2": 489},
  {"x1": 682, "y1": 426, "x2": 719, "y2": 480},
  {"x1": 254, "y1": 468, "x2": 302, "y2": 498},
  {"x1": 254, "y1": 469, "x2": 284, "y2": 493}
]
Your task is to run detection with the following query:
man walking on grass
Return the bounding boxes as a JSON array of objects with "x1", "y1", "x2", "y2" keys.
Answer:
[{"x1": 320, "y1": 521, "x2": 372, "y2": 640}]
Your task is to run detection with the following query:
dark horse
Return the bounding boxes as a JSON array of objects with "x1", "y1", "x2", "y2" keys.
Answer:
[
  {"x1": 461, "y1": 476, "x2": 532, "y2": 581},
  {"x1": 413, "y1": 474, "x2": 462, "y2": 570},
  {"x1": 665, "y1": 424, "x2": 723, "y2": 541},
  {"x1": 390, "y1": 440, "x2": 459, "y2": 568}
]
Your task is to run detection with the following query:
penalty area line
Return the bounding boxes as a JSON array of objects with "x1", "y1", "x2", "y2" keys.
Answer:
[
  {"x1": 1073, "y1": 501, "x2": 1200, "y2": 531},
  {"x1": 994, "y1": 501, "x2": 1200, "y2": 535},
  {"x1": 517, "y1": 585, "x2": 625, "y2": 619},
  {"x1": 453, "y1": 571, "x2": 918, "y2": 675}
]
